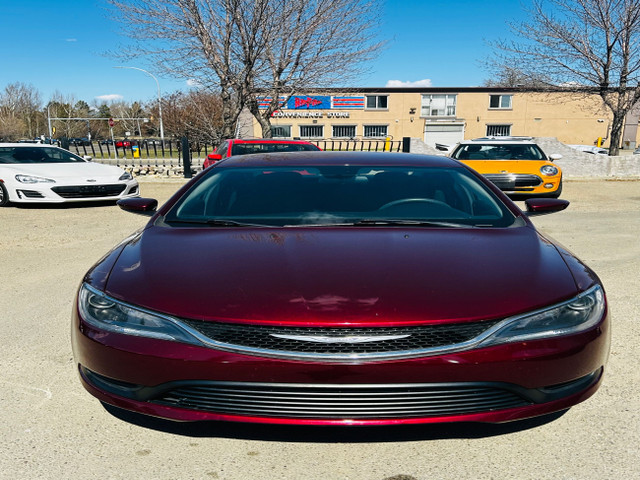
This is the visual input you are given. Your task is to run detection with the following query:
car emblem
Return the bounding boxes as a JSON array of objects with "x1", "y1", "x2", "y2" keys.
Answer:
[
  {"x1": 86, "y1": 179, "x2": 97, "y2": 182},
  {"x1": 269, "y1": 334, "x2": 410, "y2": 344}
]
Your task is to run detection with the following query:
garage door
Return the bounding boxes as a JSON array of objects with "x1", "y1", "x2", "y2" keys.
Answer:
[{"x1": 424, "y1": 124, "x2": 465, "y2": 149}]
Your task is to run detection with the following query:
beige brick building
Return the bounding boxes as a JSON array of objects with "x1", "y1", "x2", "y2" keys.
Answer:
[{"x1": 250, "y1": 88, "x2": 640, "y2": 150}]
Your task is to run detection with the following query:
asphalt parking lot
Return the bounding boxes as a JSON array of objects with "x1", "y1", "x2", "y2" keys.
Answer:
[{"x1": 0, "y1": 178, "x2": 638, "y2": 480}]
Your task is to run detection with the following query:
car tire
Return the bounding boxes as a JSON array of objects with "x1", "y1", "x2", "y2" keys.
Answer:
[{"x1": 0, "y1": 182, "x2": 10, "y2": 207}]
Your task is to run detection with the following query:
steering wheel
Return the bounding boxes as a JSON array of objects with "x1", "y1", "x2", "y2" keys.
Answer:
[{"x1": 379, "y1": 198, "x2": 450, "y2": 210}]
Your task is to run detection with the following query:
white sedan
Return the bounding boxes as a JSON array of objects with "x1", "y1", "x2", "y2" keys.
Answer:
[
  {"x1": 0, "y1": 144, "x2": 139, "y2": 206},
  {"x1": 568, "y1": 144, "x2": 608, "y2": 155}
]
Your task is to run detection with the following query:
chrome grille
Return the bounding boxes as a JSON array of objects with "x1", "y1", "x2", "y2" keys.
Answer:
[
  {"x1": 180, "y1": 320, "x2": 502, "y2": 360},
  {"x1": 484, "y1": 174, "x2": 542, "y2": 191},
  {"x1": 152, "y1": 382, "x2": 530, "y2": 419}
]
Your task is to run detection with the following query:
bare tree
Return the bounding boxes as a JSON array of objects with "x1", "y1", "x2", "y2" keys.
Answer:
[
  {"x1": 483, "y1": 66, "x2": 550, "y2": 88},
  {"x1": 491, "y1": 0, "x2": 640, "y2": 155},
  {"x1": 109, "y1": 101, "x2": 147, "y2": 137},
  {"x1": 0, "y1": 83, "x2": 42, "y2": 141},
  {"x1": 106, "y1": 0, "x2": 382, "y2": 139},
  {"x1": 107, "y1": 0, "x2": 250, "y2": 139},
  {"x1": 241, "y1": 0, "x2": 382, "y2": 137},
  {"x1": 48, "y1": 92, "x2": 88, "y2": 139},
  {"x1": 158, "y1": 90, "x2": 223, "y2": 141}
]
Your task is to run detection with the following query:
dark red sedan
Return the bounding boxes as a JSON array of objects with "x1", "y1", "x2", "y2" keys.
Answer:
[{"x1": 72, "y1": 152, "x2": 609, "y2": 425}]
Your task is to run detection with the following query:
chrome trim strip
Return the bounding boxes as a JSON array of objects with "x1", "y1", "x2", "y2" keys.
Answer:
[{"x1": 269, "y1": 333, "x2": 411, "y2": 343}]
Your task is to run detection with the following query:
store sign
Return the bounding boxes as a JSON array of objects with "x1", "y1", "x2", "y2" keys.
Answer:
[
  {"x1": 288, "y1": 96, "x2": 331, "y2": 110},
  {"x1": 258, "y1": 95, "x2": 364, "y2": 110},
  {"x1": 332, "y1": 97, "x2": 365, "y2": 108},
  {"x1": 272, "y1": 111, "x2": 351, "y2": 118}
]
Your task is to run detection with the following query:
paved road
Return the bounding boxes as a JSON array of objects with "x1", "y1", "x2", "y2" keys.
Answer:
[{"x1": 0, "y1": 179, "x2": 638, "y2": 480}]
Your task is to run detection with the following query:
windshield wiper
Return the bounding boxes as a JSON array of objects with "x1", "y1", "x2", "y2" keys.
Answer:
[
  {"x1": 352, "y1": 219, "x2": 469, "y2": 228},
  {"x1": 283, "y1": 219, "x2": 472, "y2": 228},
  {"x1": 166, "y1": 218, "x2": 261, "y2": 227}
]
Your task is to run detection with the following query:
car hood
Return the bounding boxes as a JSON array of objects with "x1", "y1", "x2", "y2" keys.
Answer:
[
  {"x1": 1, "y1": 162, "x2": 127, "y2": 180},
  {"x1": 101, "y1": 225, "x2": 581, "y2": 325}
]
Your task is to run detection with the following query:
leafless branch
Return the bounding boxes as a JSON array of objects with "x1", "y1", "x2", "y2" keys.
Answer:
[
  {"x1": 106, "y1": 0, "x2": 383, "y2": 138},
  {"x1": 488, "y1": 0, "x2": 640, "y2": 154}
]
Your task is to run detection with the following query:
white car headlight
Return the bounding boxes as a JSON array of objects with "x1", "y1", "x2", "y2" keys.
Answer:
[
  {"x1": 15, "y1": 174, "x2": 56, "y2": 184},
  {"x1": 479, "y1": 285, "x2": 605, "y2": 347},
  {"x1": 540, "y1": 165, "x2": 559, "y2": 176},
  {"x1": 119, "y1": 171, "x2": 133, "y2": 181},
  {"x1": 78, "y1": 283, "x2": 202, "y2": 345}
]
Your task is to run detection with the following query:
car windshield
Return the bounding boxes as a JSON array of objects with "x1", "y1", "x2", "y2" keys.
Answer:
[
  {"x1": 0, "y1": 146, "x2": 86, "y2": 164},
  {"x1": 451, "y1": 143, "x2": 546, "y2": 161},
  {"x1": 230, "y1": 143, "x2": 319, "y2": 155},
  {"x1": 164, "y1": 165, "x2": 518, "y2": 228}
]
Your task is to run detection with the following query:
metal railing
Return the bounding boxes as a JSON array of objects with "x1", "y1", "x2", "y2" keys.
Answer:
[
  {"x1": 64, "y1": 137, "x2": 410, "y2": 173},
  {"x1": 67, "y1": 139, "x2": 213, "y2": 170},
  {"x1": 310, "y1": 139, "x2": 404, "y2": 152}
]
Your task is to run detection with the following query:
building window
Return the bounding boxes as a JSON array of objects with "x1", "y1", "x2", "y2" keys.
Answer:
[
  {"x1": 271, "y1": 125, "x2": 291, "y2": 138},
  {"x1": 365, "y1": 95, "x2": 388, "y2": 109},
  {"x1": 421, "y1": 94, "x2": 457, "y2": 117},
  {"x1": 332, "y1": 125, "x2": 357, "y2": 138},
  {"x1": 489, "y1": 95, "x2": 512, "y2": 109},
  {"x1": 364, "y1": 125, "x2": 388, "y2": 138},
  {"x1": 486, "y1": 124, "x2": 512, "y2": 136},
  {"x1": 300, "y1": 125, "x2": 324, "y2": 138}
]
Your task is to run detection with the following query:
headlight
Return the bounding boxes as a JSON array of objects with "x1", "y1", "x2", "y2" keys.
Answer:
[
  {"x1": 540, "y1": 165, "x2": 559, "y2": 176},
  {"x1": 78, "y1": 283, "x2": 202, "y2": 345},
  {"x1": 119, "y1": 171, "x2": 133, "y2": 181},
  {"x1": 479, "y1": 285, "x2": 605, "y2": 347},
  {"x1": 15, "y1": 174, "x2": 55, "y2": 184}
]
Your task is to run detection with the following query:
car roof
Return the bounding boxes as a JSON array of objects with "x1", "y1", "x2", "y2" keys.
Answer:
[
  {"x1": 0, "y1": 143, "x2": 58, "y2": 148},
  {"x1": 458, "y1": 136, "x2": 537, "y2": 145},
  {"x1": 216, "y1": 151, "x2": 463, "y2": 168}
]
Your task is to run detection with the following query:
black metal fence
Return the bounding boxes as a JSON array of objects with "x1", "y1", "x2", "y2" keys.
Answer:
[
  {"x1": 310, "y1": 139, "x2": 405, "y2": 152},
  {"x1": 67, "y1": 139, "x2": 213, "y2": 170},
  {"x1": 65, "y1": 137, "x2": 410, "y2": 172}
]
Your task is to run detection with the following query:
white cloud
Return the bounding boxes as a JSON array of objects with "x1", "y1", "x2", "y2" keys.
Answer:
[
  {"x1": 186, "y1": 78, "x2": 202, "y2": 87},
  {"x1": 385, "y1": 79, "x2": 433, "y2": 88},
  {"x1": 95, "y1": 94, "x2": 124, "y2": 102},
  {"x1": 65, "y1": 38, "x2": 77, "y2": 42}
]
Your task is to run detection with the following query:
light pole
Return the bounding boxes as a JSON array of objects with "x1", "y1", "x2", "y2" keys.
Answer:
[{"x1": 114, "y1": 66, "x2": 165, "y2": 147}]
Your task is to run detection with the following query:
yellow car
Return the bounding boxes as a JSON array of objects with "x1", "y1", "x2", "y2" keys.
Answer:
[{"x1": 449, "y1": 137, "x2": 563, "y2": 198}]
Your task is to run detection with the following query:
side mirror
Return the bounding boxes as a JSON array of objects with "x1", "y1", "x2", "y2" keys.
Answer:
[
  {"x1": 549, "y1": 154, "x2": 563, "y2": 161},
  {"x1": 524, "y1": 198, "x2": 569, "y2": 216},
  {"x1": 117, "y1": 197, "x2": 158, "y2": 216},
  {"x1": 207, "y1": 153, "x2": 223, "y2": 162},
  {"x1": 83, "y1": 155, "x2": 92, "y2": 161}
]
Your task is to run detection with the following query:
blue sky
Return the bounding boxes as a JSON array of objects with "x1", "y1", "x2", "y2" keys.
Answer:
[{"x1": 0, "y1": 0, "x2": 530, "y2": 105}]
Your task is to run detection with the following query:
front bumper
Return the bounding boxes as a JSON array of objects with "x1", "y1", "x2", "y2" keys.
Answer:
[
  {"x1": 72, "y1": 304, "x2": 610, "y2": 425},
  {"x1": 484, "y1": 173, "x2": 561, "y2": 196},
  {"x1": 9, "y1": 180, "x2": 139, "y2": 203}
]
